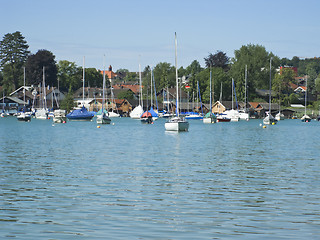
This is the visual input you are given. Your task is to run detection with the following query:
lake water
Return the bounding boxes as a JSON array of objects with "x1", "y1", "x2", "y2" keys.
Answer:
[{"x1": 1, "y1": 116, "x2": 320, "y2": 239}]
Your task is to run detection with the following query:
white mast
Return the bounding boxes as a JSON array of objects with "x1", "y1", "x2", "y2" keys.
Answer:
[
  {"x1": 82, "y1": 56, "x2": 85, "y2": 104},
  {"x1": 139, "y1": 61, "x2": 143, "y2": 109},
  {"x1": 23, "y1": 67, "x2": 26, "y2": 106},
  {"x1": 103, "y1": 55, "x2": 106, "y2": 112},
  {"x1": 209, "y1": 68, "x2": 212, "y2": 111},
  {"x1": 245, "y1": 65, "x2": 247, "y2": 112},
  {"x1": 150, "y1": 67, "x2": 153, "y2": 109},
  {"x1": 43, "y1": 66, "x2": 47, "y2": 110},
  {"x1": 305, "y1": 76, "x2": 308, "y2": 116},
  {"x1": 232, "y1": 78, "x2": 234, "y2": 110},
  {"x1": 175, "y1": 32, "x2": 179, "y2": 117},
  {"x1": 269, "y1": 57, "x2": 272, "y2": 115}
]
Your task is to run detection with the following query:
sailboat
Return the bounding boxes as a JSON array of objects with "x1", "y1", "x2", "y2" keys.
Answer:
[
  {"x1": 108, "y1": 70, "x2": 120, "y2": 117},
  {"x1": 67, "y1": 57, "x2": 94, "y2": 121},
  {"x1": 140, "y1": 110, "x2": 153, "y2": 124},
  {"x1": 203, "y1": 67, "x2": 217, "y2": 123},
  {"x1": 239, "y1": 65, "x2": 250, "y2": 121},
  {"x1": 1, "y1": 92, "x2": 8, "y2": 117},
  {"x1": 35, "y1": 66, "x2": 48, "y2": 119},
  {"x1": 149, "y1": 67, "x2": 159, "y2": 120},
  {"x1": 17, "y1": 67, "x2": 31, "y2": 122},
  {"x1": 130, "y1": 62, "x2": 144, "y2": 119},
  {"x1": 224, "y1": 78, "x2": 240, "y2": 121},
  {"x1": 97, "y1": 59, "x2": 111, "y2": 125},
  {"x1": 165, "y1": 33, "x2": 189, "y2": 132},
  {"x1": 301, "y1": 76, "x2": 311, "y2": 122},
  {"x1": 186, "y1": 81, "x2": 203, "y2": 120},
  {"x1": 263, "y1": 57, "x2": 278, "y2": 125}
]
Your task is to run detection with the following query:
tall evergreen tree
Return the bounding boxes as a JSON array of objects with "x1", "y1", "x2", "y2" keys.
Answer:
[{"x1": 0, "y1": 31, "x2": 30, "y2": 92}]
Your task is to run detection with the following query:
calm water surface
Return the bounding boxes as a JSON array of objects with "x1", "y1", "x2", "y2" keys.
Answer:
[{"x1": 0, "y1": 117, "x2": 320, "y2": 239}]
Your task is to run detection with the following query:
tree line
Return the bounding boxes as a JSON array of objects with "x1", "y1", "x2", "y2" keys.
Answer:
[{"x1": 1, "y1": 31, "x2": 320, "y2": 109}]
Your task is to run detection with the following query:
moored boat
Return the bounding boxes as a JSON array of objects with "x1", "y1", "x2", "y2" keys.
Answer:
[
  {"x1": 140, "y1": 111, "x2": 153, "y2": 124},
  {"x1": 217, "y1": 114, "x2": 231, "y2": 122},
  {"x1": 203, "y1": 112, "x2": 217, "y2": 123},
  {"x1": 67, "y1": 106, "x2": 94, "y2": 121},
  {"x1": 53, "y1": 109, "x2": 67, "y2": 123},
  {"x1": 164, "y1": 33, "x2": 189, "y2": 132}
]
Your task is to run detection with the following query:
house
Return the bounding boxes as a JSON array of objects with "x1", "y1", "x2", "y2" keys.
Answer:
[
  {"x1": 211, "y1": 101, "x2": 248, "y2": 114},
  {"x1": 9, "y1": 86, "x2": 34, "y2": 107},
  {"x1": 254, "y1": 102, "x2": 279, "y2": 118},
  {"x1": 114, "y1": 99, "x2": 132, "y2": 116},
  {"x1": 158, "y1": 87, "x2": 189, "y2": 103},
  {"x1": 281, "y1": 109, "x2": 297, "y2": 119},
  {"x1": 100, "y1": 65, "x2": 118, "y2": 79},
  {"x1": 294, "y1": 86, "x2": 306, "y2": 94},
  {"x1": 0, "y1": 96, "x2": 28, "y2": 114},
  {"x1": 88, "y1": 98, "x2": 132, "y2": 116},
  {"x1": 9, "y1": 86, "x2": 65, "y2": 109}
]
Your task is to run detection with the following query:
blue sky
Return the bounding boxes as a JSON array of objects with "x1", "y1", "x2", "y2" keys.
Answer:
[{"x1": 1, "y1": 0, "x2": 320, "y2": 72}]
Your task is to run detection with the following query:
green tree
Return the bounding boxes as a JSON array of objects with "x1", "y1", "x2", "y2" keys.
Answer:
[
  {"x1": 60, "y1": 89, "x2": 76, "y2": 112},
  {"x1": 153, "y1": 62, "x2": 175, "y2": 91},
  {"x1": 86, "y1": 68, "x2": 104, "y2": 88},
  {"x1": 195, "y1": 67, "x2": 230, "y2": 103},
  {"x1": 25, "y1": 49, "x2": 57, "y2": 87},
  {"x1": 229, "y1": 44, "x2": 278, "y2": 101},
  {"x1": 186, "y1": 60, "x2": 202, "y2": 75},
  {"x1": 204, "y1": 51, "x2": 229, "y2": 71},
  {"x1": 57, "y1": 60, "x2": 81, "y2": 92},
  {"x1": 272, "y1": 68, "x2": 295, "y2": 94},
  {"x1": 0, "y1": 31, "x2": 30, "y2": 92},
  {"x1": 117, "y1": 89, "x2": 135, "y2": 100}
]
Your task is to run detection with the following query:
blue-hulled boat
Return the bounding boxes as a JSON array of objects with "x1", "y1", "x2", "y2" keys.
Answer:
[{"x1": 66, "y1": 106, "x2": 94, "y2": 121}]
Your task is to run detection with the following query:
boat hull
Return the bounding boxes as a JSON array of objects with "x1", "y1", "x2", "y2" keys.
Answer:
[
  {"x1": 140, "y1": 117, "x2": 153, "y2": 124},
  {"x1": 263, "y1": 115, "x2": 278, "y2": 125},
  {"x1": 96, "y1": 117, "x2": 111, "y2": 124},
  {"x1": 53, "y1": 117, "x2": 67, "y2": 123},
  {"x1": 165, "y1": 117, "x2": 189, "y2": 131},
  {"x1": 17, "y1": 113, "x2": 31, "y2": 122},
  {"x1": 203, "y1": 117, "x2": 216, "y2": 124}
]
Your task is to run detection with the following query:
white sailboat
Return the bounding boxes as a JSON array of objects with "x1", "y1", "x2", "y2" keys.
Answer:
[
  {"x1": 1, "y1": 92, "x2": 8, "y2": 117},
  {"x1": 97, "y1": 57, "x2": 111, "y2": 125},
  {"x1": 35, "y1": 66, "x2": 48, "y2": 119},
  {"x1": 165, "y1": 33, "x2": 189, "y2": 132},
  {"x1": 263, "y1": 57, "x2": 277, "y2": 125},
  {"x1": 239, "y1": 65, "x2": 250, "y2": 121},
  {"x1": 224, "y1": 78, "x2": 240, "y2": 121},
  {"x1": 108, "y1": 74, "x2": 120, "y2": 117},
  {"x1": 17, "y1": 67, "x2": 31, "y2": 121},
  {"x1": 130, "y1": 62, "x2": 144, "y2": 119},
  {"x1": 301, "y1": 76, "x2": 311, "y2": 122},
  {"x1": 203, "y1": 67, "x2": 217, "y2": 123}
]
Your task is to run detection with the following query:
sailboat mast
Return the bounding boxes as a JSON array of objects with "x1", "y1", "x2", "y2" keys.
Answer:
[
  {"x1": 102, "y1": 56, "x2": 106, "y2": 112},
  {"x1": 245, "y1": 65, "x2": 247, "y2": 112},
  {"x1": 83, "y1": 56, "x2": 85, "y2": 103},
  {"x1": 305, "y1": 76, "x2": 308, "y2": 116},
  {"x1": 139, "y1": 62, "x2": 143, "y2": 109},
  {"x1": 269, "y1": 57, "x2": 272, "y2": 114},
  {"x1": 150, "y1": 67, "x2": 153, "y2": 109},
  {"x1": 209, "y1": 68, "x2": 212, "y2": 111},
  {"x1": 43, "y1": 66, "x2": 47, "y2": 110},
  {"x1": 23, "y1": 67, "x2": 26, "y2": 106},
  {"x1": 232, "y1": 78, "x2": 234, "y2": 110},
  {"x1": 175, "y1": 32, "x2": 179, "y2": 117}
]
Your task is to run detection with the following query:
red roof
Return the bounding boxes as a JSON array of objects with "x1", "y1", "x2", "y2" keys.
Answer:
[
  {"x1": 100, "y1": 70, "x2": 117, "y2": 79},
  {"x1": 288, "y1": 82, "x2": 298, "y2": 89},
  {"x1": 113, "y1": 84, "x2": 141, "y2": 94}
]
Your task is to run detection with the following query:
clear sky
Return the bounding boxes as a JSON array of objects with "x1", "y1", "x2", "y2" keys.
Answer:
[{"x1": 1, "y1": 0, "x2": 320, "y2": 72}]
